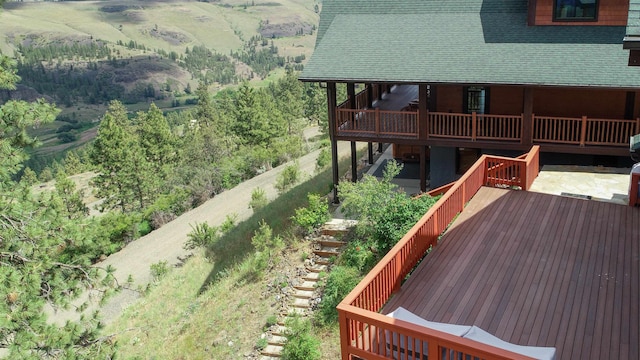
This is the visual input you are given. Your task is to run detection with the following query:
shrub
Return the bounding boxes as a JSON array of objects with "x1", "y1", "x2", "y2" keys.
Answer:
[
  {"x1": 292, "y1": 193, "x2": 329, "y2": 234},
  {"x1": 249, "y1": 187, "x2": 268, "y2": 211},
  {"x1": 316, "y1": 266, "x2": 361, "y2": 326},
  {"x1": 315, "y1": 147, "x2": 331, "y2": 172},
  {"x1": 339, "y1": 239, "x2": 377, "y2": 273},
  {"x1": 150, "y1": 260, "x2": 170, "y2": 281},
  {"x1": 282, "y1": 317, "x2": 321, "y2": 360},
  {"x1": 275, "y1": 162, "x2": 300, "y2": 194},
  {"x1": 184, "y1": 222, "x2": 219, "y2": 250}
]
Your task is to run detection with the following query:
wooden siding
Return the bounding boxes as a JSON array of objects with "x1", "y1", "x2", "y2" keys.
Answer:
[
  {"x1": 383, "y1": 187, "x2": 640, "y2": 359},
  {"x1": 530, "y1": 0, "x2": 629, "y2": 25},
  {"x1": 532, "y1": 88, "x2": 630, "y2": 119}
]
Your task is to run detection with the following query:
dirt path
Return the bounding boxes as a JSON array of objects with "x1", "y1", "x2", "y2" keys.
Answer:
[{"x1": 48, "y1": 127, "x2": 366, "y2": 324}]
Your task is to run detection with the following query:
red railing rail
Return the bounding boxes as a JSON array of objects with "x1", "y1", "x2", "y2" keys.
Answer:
[
  {"x1": 533, "y1": 115, "x2": 639, "y2": 146},
  {"x1": 427, "y1": 112, "x2": 523, "y2": 142},
  {"x1": 336, "y1": 108, "x2": 418, "y2": 138},
  {"x1": 338, "y1": 146, "x2": 541, "y2": 360}
]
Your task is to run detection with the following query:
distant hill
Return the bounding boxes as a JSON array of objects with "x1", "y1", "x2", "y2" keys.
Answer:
[{"x1": 0, "y1": 0, "x2": 319, "y2": 164}]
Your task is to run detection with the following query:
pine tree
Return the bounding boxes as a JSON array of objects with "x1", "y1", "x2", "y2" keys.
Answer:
[
  {"x1": 0, "y1": 54, "x2": 117, "y2": 358},
  {"x1": 137, "y1": 103, "x2": 176, "y2": 180},
  {"x1": 91, "y1": 100, "x2": 156, "y2": 212}
]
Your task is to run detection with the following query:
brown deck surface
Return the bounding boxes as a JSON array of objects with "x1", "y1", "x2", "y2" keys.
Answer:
[{"x1": 383, "y1": 187, "x2": 640, "y2": 359}]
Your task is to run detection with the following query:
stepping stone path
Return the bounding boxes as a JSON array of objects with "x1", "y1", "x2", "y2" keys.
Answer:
[{"x1": 259, "y1": 219, "x2": 356, "y2": 359}]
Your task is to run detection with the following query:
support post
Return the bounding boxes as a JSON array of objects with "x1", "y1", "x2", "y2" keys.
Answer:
[
  {"x1": 327, "y1": 82, "x2": 340, "y2": 204},
  {"x1": 471, "y1": 112, "x2": 477, "y2": 141},
  {"x1": 378, "y1": 142, "x2": 383, "y2": 153},
  {"x1": 368, "y1": 143, "x2": 374, "y2": 164},
  {"x1": 419, "y1": 84, "x2": 429, "y2": 140},
  {"x1": 522, "y1": 87, "x2": 534, "y2": 145},
  {"x1": 351, "y1": 141, "x2": 357, "y2": 182},
  {"x1": 580, "y1": 115, "x2": 587, "y2": 146},
  {"x1": 420, "y1": 146, "x2": 427, "y2": 192}
]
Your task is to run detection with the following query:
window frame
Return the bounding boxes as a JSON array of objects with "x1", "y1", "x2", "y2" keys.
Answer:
[{"x1": 552, "y1": 0, "x2": 599, "y2": 22}]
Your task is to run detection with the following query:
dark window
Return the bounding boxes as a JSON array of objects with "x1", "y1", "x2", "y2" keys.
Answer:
[{"x1": 554, "y1": 0, "x2": 598, "y2": 21}]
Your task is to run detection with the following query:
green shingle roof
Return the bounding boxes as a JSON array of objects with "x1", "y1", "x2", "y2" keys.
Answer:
[{"x1": 302, "y1": 0, "x2": 638, "y2": 88}]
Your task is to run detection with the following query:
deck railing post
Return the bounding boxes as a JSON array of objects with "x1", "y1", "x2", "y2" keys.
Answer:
[
  {"x1": 636, "y1": 117, "x2": 640, "y2": 134},
  {"x1": 580, "y1": 115, "x2": 587, "y2": 146},
  {"x1": 472, "y1": 112, "x2": 477, "y2": 141},
  {"x1": 375, "y1": 108, "x2": 380, "y2": 134},
  {"x1": 338, "y1": 309, "x2": 351, "y2": 360}
]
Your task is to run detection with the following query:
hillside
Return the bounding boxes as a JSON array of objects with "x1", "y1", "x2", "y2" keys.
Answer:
[{"x1": 0, "y1": 0, "x2": 319, "y2": 164}]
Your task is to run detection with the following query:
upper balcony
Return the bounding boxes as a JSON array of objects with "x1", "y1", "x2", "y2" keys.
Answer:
[
  {"x1": 335, "y1": 85, "x2": 639, "y2": 157},
  {"x1": 337, "y1": 146, "x2": 640, "y2": 359}
]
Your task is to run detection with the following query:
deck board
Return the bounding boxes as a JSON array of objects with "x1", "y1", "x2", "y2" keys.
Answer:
[{"x1": 382, "y1": 187, "x2": 640, "y2": 359}]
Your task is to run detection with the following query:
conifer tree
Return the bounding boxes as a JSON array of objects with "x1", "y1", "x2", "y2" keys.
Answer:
[
  {"x1": 0, "y1": 54, "x2": 116, "y2": 358},
  {"x1": 91, "y1": 101, "x2": 156, "y2": 211}
]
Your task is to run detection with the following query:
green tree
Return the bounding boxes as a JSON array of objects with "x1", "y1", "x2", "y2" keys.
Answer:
[
  {"x1": 234, "y1": 82, "x2": 276, "y2": 146},
  {"x1": 0, "y1": 54, "x2": 116, "y2": 358},
  {"x1": 271, "y1": 69, "x2": 304, "y2": 135},
  {"x1": 54, "y1": 170, "x2": 89, "y2": 219},
  {"x1": 137, "y1": 103, "x2": 176, "y2": 179},
  {"x1": 91, "y1": 100, "x2": 157, "y2": 212},
  {"x1": 20, "y1": 167, "x2": 38, "y2": 186}
]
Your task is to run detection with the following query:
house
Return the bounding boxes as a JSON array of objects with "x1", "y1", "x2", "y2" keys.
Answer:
[
  {"x1": 300, "y1": 1, "x2": 640, "y2": 359},
  {"x1": 300, "y1": 0, "x2": 640, "y2": 196}
]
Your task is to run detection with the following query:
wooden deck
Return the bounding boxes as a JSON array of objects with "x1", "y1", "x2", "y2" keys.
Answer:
[{"x1": 383, "y1": 187, "x2": 640, "y2": 359}]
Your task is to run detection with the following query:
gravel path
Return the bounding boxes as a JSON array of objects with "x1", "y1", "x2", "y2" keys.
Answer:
[{"x1": 48, "y1": 128, "x2": 365, "y2": 324}]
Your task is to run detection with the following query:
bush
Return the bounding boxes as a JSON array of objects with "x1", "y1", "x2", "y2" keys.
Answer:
[
  {"x1": 275, "y1": 162, "x2": 300, "y2": 194},
  {"x1": 316, "y1": 266, "x2": 361, "y2": 326},
  {"x1": 292, "y1": 193, "x2": 329, "y2": 234},
  {"x1": 338, "y1": 239, "x2": 377, "y2": 273},
  {"x1": 150, "y1": 260, "x2": 170, "y2": 281},
  {"x1": 184, "y1": 222, "x2": 219, "y2": 250},
  {"x1": 315, "y1": 147, "x2": 331, "y2": 172},
  {"x1": 282, "y1": 317, "x2": 321, "y2": 360},
  {"x1": 249, "y1": 187, "x2": 268, "y2": 211}
]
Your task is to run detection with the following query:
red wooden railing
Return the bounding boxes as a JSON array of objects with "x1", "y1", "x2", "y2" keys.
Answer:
[
  {"x1": 630, "y1": 172, "x2": 640, "y2": 207},
  {"x1": 335, "y1": 100, "x2": 639, "y2": 149},
  {"x1": 337, "y1": 146, "x2": 541, "y2": 360},
  {"x1": 427, "y1": 112, "x2": 522, "y2": 141},
  {"x1": 336, "y1": 108, "x2": 418, "y2": 138},
  {"x1": 533, "y1": 115, "x2": 640, "y2": 146}
]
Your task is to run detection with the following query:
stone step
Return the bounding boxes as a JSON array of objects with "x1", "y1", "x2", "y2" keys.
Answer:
[
  {"x1": 293, "y1": 289, "x2": 314, "y2": 299},
  {"x1": 314, "y1": 249, "x2": 340, "y2": 258},
  {"x1": 317, "y1": 238, "x2": 347, "y2": 248},
  {"x1": 261, "y1": 344, "x2": 283, "y2": 357},
  {"x1": 321, "y1": 219, "x2": 357, "y2": 236},
  {"x1": 294, "y1": 281, "x2": 316, "y2": 291},
  {"x1": 314, "y1": 257, "x2": 332, "y2": 266},
  {"x1": 268, "y1": 335, "x2": 287, "y2": 345},
  {"x1": 306, "y1": 264, "x2": 328, "y2": 273},
  {"x1": 271, "y1": 325, "x2": 288, "y2": 336},
  {"x1": 303, "y1": 272, "x2": 320, "y2": 281},
  {"x1": 293, "y1": 298, "x2": 311, "y2": 308},
  {"x1": 286, "y1": 307, "x2": 307, "y2": 316},
  {"x1": 260, "y1": 356, "x2": 281, "y2": 360}
]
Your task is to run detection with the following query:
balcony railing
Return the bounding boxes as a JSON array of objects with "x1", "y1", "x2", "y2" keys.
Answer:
[
  {"x1": 337, "y1": 146, "x2": 541, "y2": 360},
  {"x1": 335, "y1": 103, "x2": 639, "y2": 149}
]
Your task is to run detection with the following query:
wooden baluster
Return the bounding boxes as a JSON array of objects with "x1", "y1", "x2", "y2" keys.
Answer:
[{"x1": 375, "y1": 108, "x2": 380, "y2": 134}]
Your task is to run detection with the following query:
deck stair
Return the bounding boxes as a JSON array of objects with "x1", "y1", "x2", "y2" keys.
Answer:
[{"x1": 258, "y1": 219, "x2": 355, "y2": 359}]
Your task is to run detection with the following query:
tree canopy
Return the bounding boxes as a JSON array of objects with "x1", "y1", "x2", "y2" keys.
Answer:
[{"x1": 0, "y1": 54, "x2": 117, "y2": 358}]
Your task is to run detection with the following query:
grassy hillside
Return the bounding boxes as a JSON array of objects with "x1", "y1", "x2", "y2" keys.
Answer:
[{"x1": 0, "y1": 0, "x2": 319, "y2": 164}]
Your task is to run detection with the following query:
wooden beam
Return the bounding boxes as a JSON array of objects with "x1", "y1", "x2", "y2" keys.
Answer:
[
  {"x1": 419, "y1": 84, "x2": 429, "y2": 140},
  {"x1": 522, "y1": 87, "x2": 533, "y2": 146},
  {"x1": 351, "y1": 141, "x2": 357, "y2": 182},
  {"x1": 326, "y1": 82, "x2": 340, "y2": 203},
  {"x1": 420, "y1": 145, "x2": 427, "y2": 192}
]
